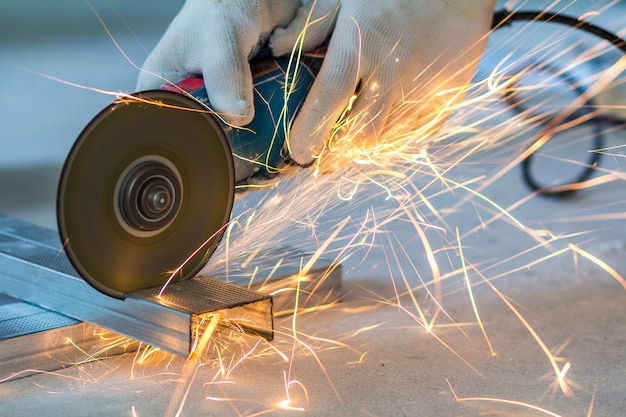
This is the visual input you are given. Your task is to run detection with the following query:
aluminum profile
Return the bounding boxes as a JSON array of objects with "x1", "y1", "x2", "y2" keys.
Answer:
[
  {"x1": 0, "y1": 295, "x2": 138, "y2": 380},
  {"x1": 0, "y1": 215, "x2": 273, "y2": 358},
  {"x1": 0, "y1": 215, "x2": 343, "y2": 380}
]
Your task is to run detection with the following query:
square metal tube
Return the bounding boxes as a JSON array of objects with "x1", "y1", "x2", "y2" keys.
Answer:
[
  {"x1": 0, "y1": 215, "x2": 272, "y2": 358},
  {"x1": 0, "y1": 215, "x2": 342, "y2": 380}
]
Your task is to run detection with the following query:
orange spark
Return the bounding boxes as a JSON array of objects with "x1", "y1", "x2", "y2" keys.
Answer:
[{"x1": 447, "y1": 378, "x2": 565, "y2": 417}]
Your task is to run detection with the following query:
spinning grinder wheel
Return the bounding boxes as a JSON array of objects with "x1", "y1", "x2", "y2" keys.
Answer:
[{"x1": 57, "y1": 91, "x2": 234, "y2": 299}]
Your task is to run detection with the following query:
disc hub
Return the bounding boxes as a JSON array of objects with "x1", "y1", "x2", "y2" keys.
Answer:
[{"x1": 117, "y1": 158, "x2": 182, "y2": 235}]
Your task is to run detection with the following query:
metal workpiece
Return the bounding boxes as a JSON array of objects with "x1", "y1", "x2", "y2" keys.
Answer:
[
  {"x1": 0, "y1": 295, "x2": 137, "y2": 380},
  {"x1": 0, "y1": 215, "x2": 272, "y2": 357},
  {"x1": 131, "y1": 278, "x2": 274, "y2": 342},
  {"x1": 0, "y1": 296, "x2": 77, "y2": 340}
]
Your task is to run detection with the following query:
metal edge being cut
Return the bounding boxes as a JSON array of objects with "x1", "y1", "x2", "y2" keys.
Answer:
[{"x1": 0, "y1": 215, "x2": 272, "y2": 361}]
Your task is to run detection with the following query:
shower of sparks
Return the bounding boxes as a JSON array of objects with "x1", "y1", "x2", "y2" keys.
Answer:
[
  {"x1": 195, "y1": 1, "x2": 625, "y2": 412},
  {"x1": 4, "y1": 1, "x2": 625, "y2": 416}
]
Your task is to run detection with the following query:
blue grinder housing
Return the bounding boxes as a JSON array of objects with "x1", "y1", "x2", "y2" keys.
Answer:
[{"x1": 162, "y1": 52, "x2": 323, "y2": 184}]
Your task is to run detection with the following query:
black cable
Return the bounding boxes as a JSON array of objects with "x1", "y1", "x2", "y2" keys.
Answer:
[
  {"x1": 503, "y1": 62, "x2": 604, "y2": 197},
  {"x1": 491, "y1": 8, "x2": 626, "y2": 196},
  {"x1": 492, "y1": 10, "x2": 626, "y2": 55}
]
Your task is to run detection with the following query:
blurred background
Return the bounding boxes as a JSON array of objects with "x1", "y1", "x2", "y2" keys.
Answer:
[{"x1": 0, "y1": 0, "x2": 183, "y2": 227}]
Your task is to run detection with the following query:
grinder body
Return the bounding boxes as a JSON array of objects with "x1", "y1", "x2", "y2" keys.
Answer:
[
  {"x1": 163, "y1": 52, "x2": 323, "y2": 184},
  {"x1": 57, "y1": 51, "x2": 323, "y2": 298}
]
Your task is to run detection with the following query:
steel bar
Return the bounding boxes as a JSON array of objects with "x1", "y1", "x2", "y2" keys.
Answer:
[
  {"x1": 0, "y1": 215, "x2": 272, "y2": 357},
  {"x1": 0, "y1": 294, "x2": 137, "y2": 380},
  {"x1": 0, "y1": 215, "x2": 343, "y2": 381}
]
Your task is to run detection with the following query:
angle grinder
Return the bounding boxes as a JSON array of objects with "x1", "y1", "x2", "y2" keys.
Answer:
[{"x1": 57, "y1": 51, "x2": 324, "y2": 299}]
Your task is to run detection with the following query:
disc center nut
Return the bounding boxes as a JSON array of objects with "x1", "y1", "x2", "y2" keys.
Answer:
[
  {"x1": 142, "y1": 181, "x2": 173, "y2": 218},
  {"x1": 116, "y1": 157, "x2": 183, "y2": 236}
]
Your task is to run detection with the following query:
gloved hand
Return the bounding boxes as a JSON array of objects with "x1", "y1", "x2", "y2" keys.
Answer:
[
  {"x1": 270, "y1": 0, "x2": 497, "y2": 165},
  {"x1": 136, "y1": 0, "x2": 300, "y2": 126}
]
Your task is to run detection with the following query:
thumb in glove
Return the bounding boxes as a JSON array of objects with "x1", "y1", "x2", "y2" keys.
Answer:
[{"x1": 137, "y1": 0, "x2": 300, "y2": 126}]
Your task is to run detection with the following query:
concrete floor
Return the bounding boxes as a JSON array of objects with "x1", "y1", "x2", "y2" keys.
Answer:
[{"x1": 1, "y1": 1, "x2": 625, "y2": 416}]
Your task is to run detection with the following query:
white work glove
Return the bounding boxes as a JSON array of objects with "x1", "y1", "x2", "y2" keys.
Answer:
[
  {"x1": 136, "y1": 0, "x2": 301, "y2": 126},
  {"x1": 270, "y1": 0, "x2": 497, "y2": 165}
]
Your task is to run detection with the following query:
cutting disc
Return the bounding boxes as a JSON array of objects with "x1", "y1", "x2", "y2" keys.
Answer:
[{"x1": 58, "y1": 90, "x2": 234, "y2": 299}]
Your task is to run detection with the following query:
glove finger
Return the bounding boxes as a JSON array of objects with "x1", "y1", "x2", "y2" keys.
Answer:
[
  {"x1": 287, "y1": 25, "x2": 361, "y2": 165},
  {"x1": 136, "y1": 35, "x2": 185, "y2": 91},
  {"x1": 189, "y1": 26, "x2": 255, "y2": 126},
  {"x1": 138, "y1": 33, "x2": 255, "y2": 127},
  {"x1": 344, "y1": 73, "x2": 399, "y2": 147},
  {"x1": 353, "y1": 78, "x2": 455, "y2": 145},
  {"x1": 270, "y1": 0, "x2": 339, "y2": 57}
]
